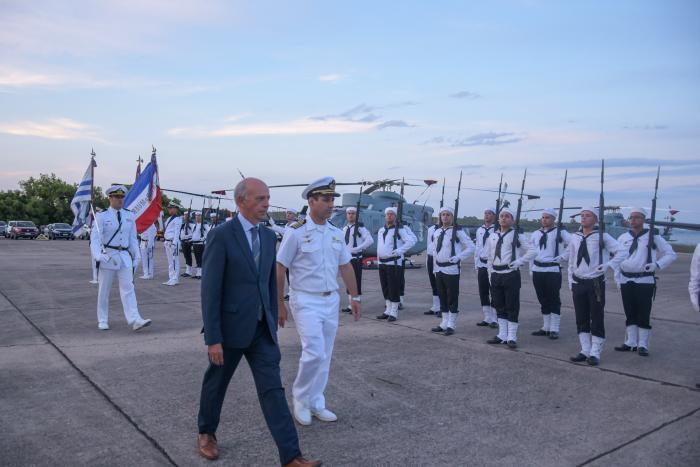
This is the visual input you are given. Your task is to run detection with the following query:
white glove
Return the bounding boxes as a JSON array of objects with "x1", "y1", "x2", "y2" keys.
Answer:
[
  {"x1": 509, "y1": 259, "x2": 524, "y2": 269},
  {"x1": 449, "y1": 256, "x2": 460, "y2": 264},
  {"x1": 644, "y1": 262, "x2": 657, "y2": 273},
  {"x1": 554, "y1": 255, "x2": 566, "y2": 263},
  {"x1": 351, "y1": 247, "x2": 362, "y2": 255},
  {"x1": 391, "y1": 249, "x2": 401, "y2": 257},
  {"x1": 595, "y1": 262, "x2": 609, "y2": 274},
  {"x1": 691, "y1": 293, "x2": 699, "y2": 313}
]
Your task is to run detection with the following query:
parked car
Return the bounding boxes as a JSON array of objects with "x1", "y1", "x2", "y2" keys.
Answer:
[
  {"x1": 7, "y1": 220, "x2": 39, "y2": 239},
  {"x1": 45, "y1": 223, "x2": 74, "y2": 240},
  {"x1": 0, "y1": 221, "x2": 6, "y2": 237}
]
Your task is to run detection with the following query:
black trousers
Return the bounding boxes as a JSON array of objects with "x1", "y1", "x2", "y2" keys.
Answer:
[
  {"x1": 490, "y1": 270, "x2": 521, "y2": 322},
  {"x1": 427, "y1": 255, "x2": 438, "y2": 296},
  {"x1": 477, "y1": 266, "x2": 491, "y2": 306},
  {"x1": 620, "y1": 281, "x2": 655, "y2": 329},
  {"x1": 197, "y1": 322, "x2": 301, "y2": 465},
  {"x1": 182, "y1": 240, "x2": 193, "y2": 267},
  {"x1": 379, "y1": 264, "x2": 402, "y2": 302},
  {"x1": 345, "y1": 257, "x2": 363, "y2": 295},
  {"x1": 399, "y1": 259, "x2": 406, "y2": 296},
  {"x1": 192, "y1": 243, "x2": 204, "y2": 267},
  {"x1": 436, "y1": 271, "x2": 460, "y2": 313},
  {"x1": 572, "y1": 276, "x2": 606, "y2": 338},
  {"x1": 532, "y1": 271, "x2": 562, "y2": 315}
]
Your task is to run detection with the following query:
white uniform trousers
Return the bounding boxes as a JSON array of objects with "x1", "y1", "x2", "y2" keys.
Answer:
[
  {"x1": 97, "y1": 266, "x2": 143, "y2": 325},
  {"x1": 91, "y1": 258, "x2": 99, "y2": 282},
  {"x1": 289, "y1": 290, "x2": 339, "y2": 411},
  {"x1": 140, "y1": 244, "x2": 154, "y2": 278},
  {"x1": 164, "y1": 241, "x2": 180, "y2": 283}
]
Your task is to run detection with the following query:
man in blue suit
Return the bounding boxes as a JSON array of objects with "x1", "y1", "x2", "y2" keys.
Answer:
[{"x1": 197, "y1": 178, "x2": 321, "y2": 467}]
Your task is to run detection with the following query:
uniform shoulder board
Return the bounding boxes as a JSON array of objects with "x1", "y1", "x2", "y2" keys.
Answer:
[
  {"x1": 123, "y1": 208, "x2": 132, "y2": 212},
  {"x1": 290, "y1": 219, "x2": 306, "y2": 229}
]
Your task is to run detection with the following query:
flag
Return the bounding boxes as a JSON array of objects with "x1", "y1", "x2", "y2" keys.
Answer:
[
  {"x1": 124, "y1": 152, "x2": 162, "y2": 233},
  {"x1": 70, "y1": 157, "x2": 96, "y2": 234}
]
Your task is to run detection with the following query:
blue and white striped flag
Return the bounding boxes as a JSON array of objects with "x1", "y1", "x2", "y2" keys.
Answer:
[{"x1": 70, "y1": 157, "x2": 97, "y2": 234}]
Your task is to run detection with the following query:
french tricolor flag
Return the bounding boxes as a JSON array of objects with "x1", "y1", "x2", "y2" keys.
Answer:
[{"x1": 124, "y1": 152, "x2": 162, "y2": 234}]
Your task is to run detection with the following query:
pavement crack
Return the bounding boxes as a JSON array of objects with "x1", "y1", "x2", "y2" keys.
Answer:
[
  {"x1": 575, "y1": 405, "x2": 700, "y2": 466},
  {"x1": 0, "y1": 287, "x2": 180, "y2": 467}
]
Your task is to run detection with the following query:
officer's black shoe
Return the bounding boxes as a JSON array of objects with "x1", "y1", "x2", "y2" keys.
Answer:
[
  {"x1": 531, "y1": 329, "x2": 549, "y2": 336},
  {"x1": 614, "y1": 344, "x2": 634, "y2": 352},
  {"x1": 548, "y1": 331, "x2": 559, "y2": 340},
  {"x1": 181, "y1": 273, "x2": 191, "y2": 277},
  {"x1": 506, "y1": 340, "x2": 517, "y2": 349},
  {"x1": 444, "y1": 328, "x2": 455, "y2": 336},
  {"x1": 476, "y1": 321, "x2": 490, "y2": 327},
  {"x1": 486, "y1": 336, "x2": 503, "y2": 344},
  {"x1": 570, "y1": 353, "x2": 587, "y2": 362},
  {"x1": 489, "y1": 322, "x2": 498, "y2": 329},
  {"x1": 376, "y1": 314, "x2": 389, "y2": 320},
  {"x1": 587, "y1": 356, "x2": 600, "y2": 366},
  {"x1": 341, "y1": 307, "x2": 351, "y2": 313},
  {"x1": 398, "y1": 303, "x2": 404, "y2": 310},
  {"x1": 387, "y1": 316, "x2": 397, "y2": 322},
  {"x1": 638, "y1": 347, "x2": 649, "y2": 357},
  {"x1": 431, "y1": 326, "x2": 445, "y2": 333},
  {"x1": 424, "y1": 310, "x2": 436, "y2": 315}
]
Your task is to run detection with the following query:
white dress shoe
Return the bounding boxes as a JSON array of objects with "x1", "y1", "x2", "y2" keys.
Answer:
[
  {"x1": 311, "y1": 408, "x2": 338, "y2": 422},
  {"x1": 133, "y1": 318, "x2": 152, "y2": 331},
  {"x1": 89, "y1": 280, "x2": 98, "y2": 284},
  {"x1": 98, "y1": 323, "x2": 110, "y2": 330},
  {"x1": 293, "y1": 401, "x2": 312, "y2": 426},
  {"x1": 162, "y1": 281, "x2": 171, "y2": 285}
]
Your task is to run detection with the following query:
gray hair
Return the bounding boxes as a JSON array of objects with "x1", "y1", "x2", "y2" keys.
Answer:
[{"x1": 234, "y1": 179, "x2": 248, "y2": 206}]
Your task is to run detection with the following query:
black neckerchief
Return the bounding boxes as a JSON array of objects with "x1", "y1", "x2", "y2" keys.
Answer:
[
  {"x1": 576, "y1": 227, "x2": 599, "y2": 266},
  {"x1": 495, "y1": 229, "x2": 512, "y2": 260},
  {"x1": 628, "y1": 229, "x2": 649, "y2": 255},
  {"x1": 539, "y1": 228, "x2": 556, "y2": 249}
]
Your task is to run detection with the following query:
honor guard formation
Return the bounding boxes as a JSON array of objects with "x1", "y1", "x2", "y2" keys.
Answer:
[{"x1": 71, "y1": 163, "x2": 699, "y2": 466}]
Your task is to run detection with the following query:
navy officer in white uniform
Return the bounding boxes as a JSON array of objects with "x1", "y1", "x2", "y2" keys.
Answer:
[
  {"x1": 90, "y1": 185, "x2": 151, "y2": 331},
  {"x1": 276, "y1": 177, "x2": 361, "y2": 427}
]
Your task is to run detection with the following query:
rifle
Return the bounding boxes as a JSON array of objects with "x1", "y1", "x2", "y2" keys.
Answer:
[
  {"x1": 554, "y1": 170, "x2": 568, "y2": 258},
  {"x1": 449, "y1": 171, "x2": 463, "y2": 258},
  {"x1": 439, "y1": 177, "x2": 446, "y2": 209},
  {"x1": 495, "y1": 173, "x2": 504, "y2": 215},
  {"x1": 598, "y1": 160, "x2": 605, "y2": 265},
  {"x1": 215, "y1": 197, "x2": 221, "y2": 225},
  {"x1": 646, "y1": 166, "x2": 661, "y2": 264},
  {"x1": 352, "y1": 184, "x2": 363, "y2": 249},
  {"x1": 511, "y1": 169, "x2": 527, "y2": 260},
  {"x1": 393, "y1": 178, "x2": 405, "y2": 251}
]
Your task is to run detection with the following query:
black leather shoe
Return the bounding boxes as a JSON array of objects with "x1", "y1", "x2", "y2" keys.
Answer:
[
  {"x1": 431, "y1": 326, "x2": 444, "y2": 333},
  {"x1": 506, "y1": 340, "x2": 517, "y2": 349},
  {"x1": 587, "y1": 356, "x2": 600, "y2": 366},
  {"x1": 614, "y1": 344, "x2": 634, "y2": 352},
  {"x1": 638, "y1": 347, "x2": 649, "y2": 357},
  {"x1": 486, "y1": 336, "x2": 503, "y2": 344},
  {"x1": 376, "y1": 314, "x2": 389, "y2": 320},
  {"x1": 476, "y1": 321, "x2": 490, "y2": 327},
  {"x1": 387, "y1": 316, "x2": 397, "y2": 322},
  {"x1": 444, "y1": 328, "x2": 455, "y2": 336},
  {"x1": 424, "y1": 310, "x2": 436, "y2": 315},
  {"x1": 531, "y1": 329, "x2": 549, "y2": 336},
  {"x1": 181, "y1": 273, "x2": 191, "y2": 277},
  {"x1": 548, "y1": 331, "x2": 559, "y2": 340},
  {"x1": 341, "y1": 307, "x2": 351, "y2": 313},
  {"x1": 489, "y1": 322, "x2": 498, "y2": 329},
  {"x1": 570, "y1": 353, "x2": 587, "y2": 362}
]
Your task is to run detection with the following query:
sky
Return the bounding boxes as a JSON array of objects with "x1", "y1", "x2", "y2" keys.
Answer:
[{"x1": 1, "y1": 0, "x2": 699, "y2": 221}]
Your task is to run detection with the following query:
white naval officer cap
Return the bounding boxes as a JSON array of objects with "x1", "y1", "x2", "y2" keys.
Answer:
[
  {"x1": 384, "y1": 207, "x2": 397, "y2": 215},
  {"x1": 499, "y1": 207, "x2": 514, "y2": 218},
  {"x1": 210, "y1": 212, "x2": 217, "y2": 218},
  {"x1": 629, "y1": 207, "x2": 647, "y2": 217},
  {"x1": 541, "y1": 208, "x2": 557, "y2": 218},
  {"x1": 484, "y1": 207, "x2": 497, "y2": 215},
  {"x1": 439, "y1": 206, "x2": 454, "y2": 215},
  {"x1": 580, "y1": 206, "x2": 598, "y2": 218},
  {"x1": 301, "y1": 176, "x2": 341, "y2": 200},
  {"x1": 167, "y1": 201, "x2": 180, "y2": 209},
  {"x1": 286, "y1": 207, "x2": 298, "y2": 214},
  {"x1": 346, "y1": 206, "x2": 357, "y2": 213},
  {"x1": 106, "y1": 184, "x2": 128, "y2": 197}
]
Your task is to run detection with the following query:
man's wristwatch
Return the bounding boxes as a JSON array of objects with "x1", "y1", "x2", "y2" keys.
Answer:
[{"x1": 351, "y1": 296, "x2": 362, "y2": 303}]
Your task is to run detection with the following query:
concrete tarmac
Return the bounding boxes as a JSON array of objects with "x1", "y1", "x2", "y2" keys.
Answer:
[{"x1": 1, "y1": 237, "x2": 699, "y2": 466}]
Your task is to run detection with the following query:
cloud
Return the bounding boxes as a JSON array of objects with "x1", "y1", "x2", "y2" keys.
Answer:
[
  {"x1": 623, "y1": 124, "x2": 668, "y2": 131},
  {"x1": 168, "y1": 117, "x2": 376, "y2": 138},
  {"x1": 423, "y1": 132, "x2": 523, "y2": 147},
  {"x1": 376, "y1": 120, "x2": 414, "y2": 130},
  {"x1": 541, "y1": 158, "x2": 700, "y2": 169},
  {"x1": 449, "y1": 90, "x2": 481, "y2": 99},
  {"x1": 454, "y1": 164, "x2": 484, "y2": 169},
  {"x1": 318, "y1": 73, "x2": 344, "y2": 82},
  {"x1": 0, "y1": 118, "x2": 104, "y2": 141}
]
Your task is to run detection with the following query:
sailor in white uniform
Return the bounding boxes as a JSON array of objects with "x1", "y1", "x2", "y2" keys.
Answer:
[
  {"x1": 163, "y1": 202, "x2": 183, "y2": 286},
  {"x1": 613, "y1": 207, "x2": 676, "y2": 356},
  {"x1": 190, "y1": 211, "x2": 211, "y2": 279},
  {"x1": 340, "y1": 206, "x2": 373, "y2": 313},
  {"x1": 474, "y1": 207, "x2": 498, "y2": 327},
  {"x1": 276, "y1": 177, "x2": 361, "y2": 426},
  {"x1": 690, "y1": 243, "x2": 700, "y2": 314},
  {"x1": 180, "y1": 211, "x2": 196, "y2": 277},
  {"x1": 90, "y1": 185, "x2": 151, "y2": 331},
  {"x1": 139, "y1": 221, "x2": 157, "y2": 279},
  {"x1": 268, "y1": 208, "x2": 298, "y2": 237},
  {"x1": 425, "y1": 221, "x2": 441, "y2": 316}
]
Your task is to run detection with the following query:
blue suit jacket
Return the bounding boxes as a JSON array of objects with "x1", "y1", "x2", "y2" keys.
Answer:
[{"x1": 200, "y1": 216, "x2": 279, "y2": 348}]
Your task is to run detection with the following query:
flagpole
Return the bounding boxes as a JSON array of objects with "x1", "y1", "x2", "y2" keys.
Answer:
[{"x1": 90, "y1": 148, "x2": 96, "y2": 227}]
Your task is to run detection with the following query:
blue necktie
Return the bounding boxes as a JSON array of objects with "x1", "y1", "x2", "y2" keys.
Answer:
[{"x1": 251, "y1": 226, "x2": 260, "y2": 269}]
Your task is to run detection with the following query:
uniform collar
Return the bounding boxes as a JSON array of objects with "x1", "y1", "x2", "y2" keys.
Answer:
[
  {"x1": 306, "y1": 219, "x2": 328, "y2": 231},
  {"x1": 108, "y1": 206, "x2": 121, "y2": 215}
]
